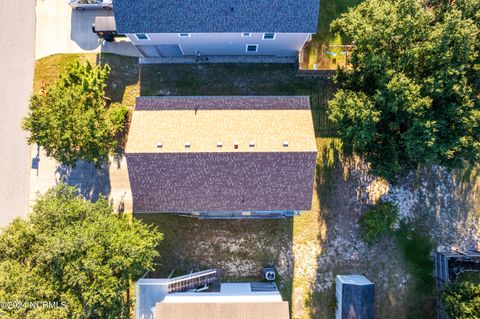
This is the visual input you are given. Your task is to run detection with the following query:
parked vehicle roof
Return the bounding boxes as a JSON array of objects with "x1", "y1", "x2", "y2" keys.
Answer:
[{"x1": 94, "y1": 16, "x2": 116, "y2": 32}]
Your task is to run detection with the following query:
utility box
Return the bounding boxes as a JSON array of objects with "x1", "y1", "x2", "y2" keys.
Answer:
[
  {"x1": 261, "y1": 267, "x2": 276, "y2": 281},
  {"x1": 336, "y1": 275, "x2": 375, "y2": 319}
]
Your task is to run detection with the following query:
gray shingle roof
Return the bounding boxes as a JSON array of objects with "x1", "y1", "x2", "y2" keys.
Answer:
[{"x1": 113, "y1": 0, "x2": 320, "y2": 34}]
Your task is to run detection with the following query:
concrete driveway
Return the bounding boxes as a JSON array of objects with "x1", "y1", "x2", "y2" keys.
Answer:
[
  {"x1": 36, "y1": 0, "x2": 140, "y2": 59},
  {"x1": 0, "y1": 0, "x2": 35, "y2": 226}
]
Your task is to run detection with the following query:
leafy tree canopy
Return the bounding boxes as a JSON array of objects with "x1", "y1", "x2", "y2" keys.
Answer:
[
  {"x1": 328, "y1": 0, "x2": 480, "y2": 181},
  {"x1": 440, "y1": 281, "x2": 480, "y2": 319},
  {"x1": 23, "y1": 61, "x2": 128, "y2": 167},
  {"x1": 0, "y1": 184, "x2": 162, "y2": 319}
]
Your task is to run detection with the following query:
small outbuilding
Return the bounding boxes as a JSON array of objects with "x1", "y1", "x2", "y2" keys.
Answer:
[
  {"x1": 135, "y1": 270, "x2": 289, "y2": 319},
  {"x1": 336, "y1": 275, "x2": 375, "y2": 319}
]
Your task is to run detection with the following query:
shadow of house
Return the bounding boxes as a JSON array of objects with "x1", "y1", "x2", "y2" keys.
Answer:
[
  {"x1": 138, "y1": 63, "x2": 319, "y2": 97},
  {"x1": 95, "y1": 53, "x2": 140, "y2": 104},
  {"x1": 56, "y1": 161, "x2": 111, "y2": 202}
]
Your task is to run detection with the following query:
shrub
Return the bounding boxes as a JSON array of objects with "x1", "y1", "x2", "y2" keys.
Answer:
[
  {"x1": 440, "y1": 281, "x2": 480, "y2": 319},
  {"x1": 360, "y1": 201, "x2": 398, "y2": 245},
  {"x1": 109, "y1": 104, "x2": 129, "y2": 134}
]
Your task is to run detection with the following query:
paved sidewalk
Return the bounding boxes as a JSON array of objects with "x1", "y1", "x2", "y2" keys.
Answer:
[
  {"x1": 36, "y1": 0, "x2": 140, "y2": 59},
  {"x1": 0, "y1": 0, "x2": 35, "y2": 227}
]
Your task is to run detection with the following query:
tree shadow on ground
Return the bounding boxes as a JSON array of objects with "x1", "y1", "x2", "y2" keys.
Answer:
[
  {"x1": 139, "y1": 63, "x2": 318, "y2": 97},
  {"x1": 302, "y1": 138, "x2": 479, "y2": 319},
  {"x1": 301, "y1": 139, "x2": 414, "y2": 319},
  {"x1": 56, "y1": 161, "x2": 111, "y2": 201},
  {"x1": 96, "y1": 53, "x2": 140, "y2": 106}
]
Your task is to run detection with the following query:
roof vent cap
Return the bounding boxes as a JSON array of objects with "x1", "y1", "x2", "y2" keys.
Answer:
[
  {"x1": 217, "y1": 142, "x2": 223, "y2": 148},
  {"x1": 234, "y1": 142, "x2": 239, "y2": 149},
  {"x1": 157, "y1": 142, "x2": 163, "y2": 148},
  {"x1": 283, "y1": 141, "x2": 289, "y2": 147},
  {"x1": 249, "y1": 141, "x2": 255, "y2": 148},
  {"x1": 185, "y1": 142, "x2": 191, "y2": 148}
]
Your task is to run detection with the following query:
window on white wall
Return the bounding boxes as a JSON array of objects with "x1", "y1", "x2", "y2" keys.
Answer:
[
  {"x1": 242, "y1": 33, "x2": 251, "y2": 37},
  {"x1": 135, "y1": 34, "x2": 150, "y2": 40},
  {"x1": 263, "y1": 33, "x2": 276, "y2": 40},
  {"x1": 178, "y1": 33, "x2": 191, "y2": 37},
  {"x1": 246, "y1": 44, "x2": 259, "y2": 53}
]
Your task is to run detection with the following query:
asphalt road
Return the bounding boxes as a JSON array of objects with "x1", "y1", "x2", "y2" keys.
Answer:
[{"x1": 0, "y1": 0, "x2": 35, "y2": 226}]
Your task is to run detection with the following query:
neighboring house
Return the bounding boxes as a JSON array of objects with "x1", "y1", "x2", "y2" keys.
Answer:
[
  {"x1": 112, "y1": 0, "x2": 320, "y2": 59},
  {"x1": 136, "y1": 269, "x2": 289, "y2": 319},
  {"x1": 125, "y1": 96, "x2": 317, "y2": 218}
]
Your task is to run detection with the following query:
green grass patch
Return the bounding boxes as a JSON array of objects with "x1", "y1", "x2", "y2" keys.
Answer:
[
  {"x1": 314, "y1": 0, "x2": 363, "y2": 44},
  {"x1": 302, "y1": 0, "x2": 362, "y2": 70},
  {"x1": 34, "y1": 53, "x2": 96, "y2": 93},
  {"x1": 360, "y1": 202, "x2": 398, "y2": 245},
  {"x1": 394, "y1": 224, "x2": 435, "y2": 319}
]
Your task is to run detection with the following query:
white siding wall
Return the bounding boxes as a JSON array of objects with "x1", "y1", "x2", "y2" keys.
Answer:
[{"x1": 128, "y1": 32, "x2": 310, "y2": 57}]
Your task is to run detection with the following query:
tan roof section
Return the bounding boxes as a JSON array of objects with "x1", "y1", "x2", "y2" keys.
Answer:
[
  {"x1": 125, "y1": 109, "x2": 317, "y2": 153},
  {"x1": 155, "y1": 301, "x2": 290, "y2": 319}
]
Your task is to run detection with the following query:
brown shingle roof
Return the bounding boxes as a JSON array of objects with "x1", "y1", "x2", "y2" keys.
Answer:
[
  {"x1": 125, "y1": 96, "x2": 317, "y2": 213},
  {"x1": 135, "y1": 96, "x2": 311, "y2": 111}
]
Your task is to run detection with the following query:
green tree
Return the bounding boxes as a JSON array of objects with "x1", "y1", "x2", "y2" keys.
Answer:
[
  {"x1": 0, "y1": 184, "x2": 162, "y2": 319},
  {"x1": 328, "y1": 0, "x2": 480, "y2": 181},
  {"x1": 440, "y1": 281, "x2": 480, "y2": 319},
  {"x1": 23, "y1": 61, "x2": 128, "y2": 167}
]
